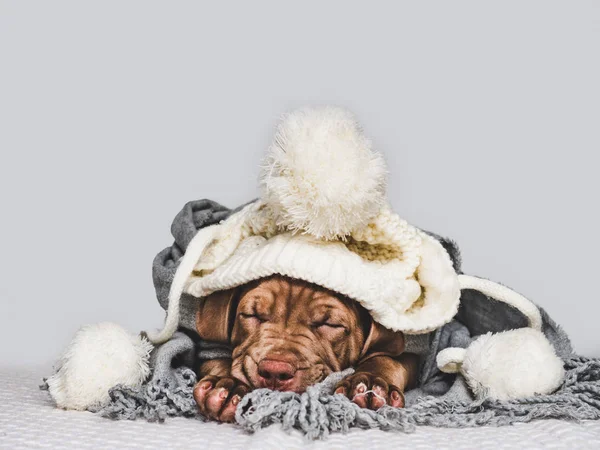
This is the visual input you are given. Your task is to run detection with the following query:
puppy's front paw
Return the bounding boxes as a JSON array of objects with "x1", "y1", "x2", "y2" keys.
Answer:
[
  {"x1": 193, "y1": 376, "x2": 250, "y2": 422},
  {"x1": 334, "y1": 372, "x2": 405, "y2": 410}
]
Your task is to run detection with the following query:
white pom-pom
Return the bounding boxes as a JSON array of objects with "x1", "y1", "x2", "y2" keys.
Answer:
[
  {"x1": 438, "y1": 328, "x2": 565, "y2": 400},
  {"x1": 260, "y1": 106, "x2": 387, "y2": 240},
  {"x1": 47, "y1": 322, "x2": 153, "y2": 410}
]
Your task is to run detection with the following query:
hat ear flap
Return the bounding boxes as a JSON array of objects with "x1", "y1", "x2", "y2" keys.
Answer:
[
  {"x1": 195, "y1": 288, "x2": 240, "y2": 344},
  {"x1": 359, "y1": 317, "x2": 405, "y2": 361}
]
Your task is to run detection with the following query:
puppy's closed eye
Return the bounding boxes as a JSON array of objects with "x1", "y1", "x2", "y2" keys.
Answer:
[
  {"x1": 313, "y1": 321, "x2": 349, "y2": 340},
  {"x1": 313, "y1": 321, "x2": 346, "y2": 330},
  {"x1": 311, "y1": 309, "x2": 347, "y2": 331},
  {"x1": 239, "y1": 312, "x2": 268, "y2": 323}
]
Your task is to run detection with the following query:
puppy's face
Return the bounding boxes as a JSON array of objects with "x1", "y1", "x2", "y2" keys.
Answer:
[
  {"x1": 195, "y1": 275, "x2": 405, "y2": 393},
  {"x1": 229, "y1": 277, "x2": 368, "y2": 392}
]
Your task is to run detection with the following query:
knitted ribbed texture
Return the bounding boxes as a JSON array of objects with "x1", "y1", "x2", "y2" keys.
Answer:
[
  {"x1": 184, "y1": 224, "x2": 461, "y2": 335},
  {"x1": 91, "y1": 356, "x2": 600, "y2": 439}
]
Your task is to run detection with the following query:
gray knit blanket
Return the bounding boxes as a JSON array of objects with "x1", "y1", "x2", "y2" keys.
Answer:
[
  {"x1": 93, "y1": 332, "x2": 600, "y2": 439},
  {"x1": 88, "y1": 200, "x2": 600, "y2": 438}
]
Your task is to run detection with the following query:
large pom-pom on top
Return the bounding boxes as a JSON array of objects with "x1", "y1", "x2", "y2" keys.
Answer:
[{"x1": 260, "y1": 106, "x2": 388, "y2": 240}]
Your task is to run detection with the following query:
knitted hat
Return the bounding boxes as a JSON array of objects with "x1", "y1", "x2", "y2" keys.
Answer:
[{"x1": 146, "y1": 106, "x2": 539, "y2": 345}]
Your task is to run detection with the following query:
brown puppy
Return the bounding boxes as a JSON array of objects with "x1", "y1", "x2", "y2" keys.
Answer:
[{"x1": 193, "y1": 275, "x2": 419, "y2": 422}]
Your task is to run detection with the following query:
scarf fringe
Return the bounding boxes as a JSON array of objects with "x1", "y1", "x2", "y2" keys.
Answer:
[{"x1": 87, "y1": 356, "x2": 600, "y2": 439}]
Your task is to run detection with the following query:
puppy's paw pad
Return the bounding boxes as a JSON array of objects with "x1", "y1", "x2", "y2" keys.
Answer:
[
  {"x1": 334, "y1": 372, "x2": 404, "y2": 410},
  {"x1": 193, "y1": 376, "x2": 250, "y2": 422}
]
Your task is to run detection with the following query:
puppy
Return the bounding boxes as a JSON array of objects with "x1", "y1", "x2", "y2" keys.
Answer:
[{"x1": 193, "y1": 275, "x2": 419, "y2": 422}]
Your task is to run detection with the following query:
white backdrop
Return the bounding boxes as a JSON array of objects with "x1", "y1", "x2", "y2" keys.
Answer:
[{"x1": 1, "y1": 1, "x2": 598, "y2": 365}]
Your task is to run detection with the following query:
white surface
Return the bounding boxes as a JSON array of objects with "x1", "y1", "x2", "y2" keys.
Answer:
[
  {"x1": 1, "y1": 2, "x2": 599, "y2": 365},
  {"x1": 2, "y1": 367, "x2": 600, "y2": 450}
]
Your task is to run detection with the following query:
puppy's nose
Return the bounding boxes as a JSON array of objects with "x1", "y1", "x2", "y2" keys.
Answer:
[{"x1": 257, "y1": 359, "x2": 297, "y2": 388}]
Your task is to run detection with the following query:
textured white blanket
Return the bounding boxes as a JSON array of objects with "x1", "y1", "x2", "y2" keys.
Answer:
[{"x1": 3, "y1": 367, "x2": 600, "y2": 449}]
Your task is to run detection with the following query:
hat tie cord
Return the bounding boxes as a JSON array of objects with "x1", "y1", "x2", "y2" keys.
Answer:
[{"x1": 145, "y1": 225, "x2": 219, "y2": 344}]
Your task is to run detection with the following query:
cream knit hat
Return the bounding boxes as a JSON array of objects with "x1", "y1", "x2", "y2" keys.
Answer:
[{"x1": 146, "y1": 106, "x2": 541, "y2": 345}]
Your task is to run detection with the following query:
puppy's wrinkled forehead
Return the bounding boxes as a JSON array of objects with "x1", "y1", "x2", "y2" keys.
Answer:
[{"x1": 238, "y1": 276, "x2": 362, "y2": 323}]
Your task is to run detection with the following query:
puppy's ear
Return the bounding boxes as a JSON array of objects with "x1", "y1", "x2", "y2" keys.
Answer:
[
  {"x1": 195, "y1": 288, "x2": 239, "y2": 344},
  {"x1": 359, "y1": 317, "x2": 405, "y2": 361}
]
